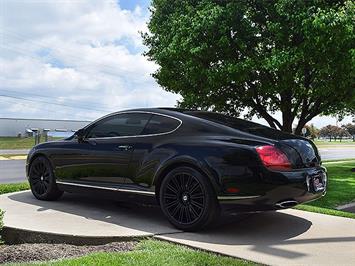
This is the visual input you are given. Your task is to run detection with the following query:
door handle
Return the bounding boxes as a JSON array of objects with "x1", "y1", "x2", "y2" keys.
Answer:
[{"x1": 116, "y1": 145, "x2": 133, "y2": 151}]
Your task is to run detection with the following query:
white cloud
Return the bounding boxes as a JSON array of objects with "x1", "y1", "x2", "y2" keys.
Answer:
[
  {"x1": 0, "y1": 0, "x2": 179, "y2": 121},
  {"x1": 0, "y1": 0, "x2": 351, "y2": 128}
]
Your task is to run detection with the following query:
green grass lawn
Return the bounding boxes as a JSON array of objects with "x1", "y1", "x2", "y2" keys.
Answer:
[
  {"x1": 0, "y1": 137, "x2": 36, "y2": 150},
  {"x1": 10, "y1": 240, "x2": 255, "y2": 266},
  {"x1": 0, "y1": 183, "x2": 30, "y2": 195},
  {"x1": 0, "y1": 137, "x2": 64, "y2": 150}
]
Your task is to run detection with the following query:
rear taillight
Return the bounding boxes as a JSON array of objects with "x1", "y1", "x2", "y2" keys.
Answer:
[{"x1": 256, "y1": 145, "x2": 291, "y2": 171}]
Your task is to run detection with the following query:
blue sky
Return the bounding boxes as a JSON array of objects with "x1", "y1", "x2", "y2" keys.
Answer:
[
  {"x1": 119, "y1": 0, "x2": 151, "y2": 11},
  {"x1": 0, "y1": 0, "x2": 352, "y2": 127}
]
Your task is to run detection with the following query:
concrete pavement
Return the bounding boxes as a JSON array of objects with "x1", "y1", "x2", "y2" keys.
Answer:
[
  {"x1": 0, "y1": 191, "x2": 180, "y2": 245},
  {"x1": 158, "y1": 210, "x2": 355, "y2": 266},
  {"x1": 0, "y1": 191, "x2": 355, "y2": 265},
  {"x1": 337, "y1": 202, "x2": 355, "y2": 213}
]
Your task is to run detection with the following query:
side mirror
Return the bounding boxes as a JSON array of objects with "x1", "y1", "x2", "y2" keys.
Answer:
[{"x1": 75, "y1": 128, "x2": 86, "y2": 143}]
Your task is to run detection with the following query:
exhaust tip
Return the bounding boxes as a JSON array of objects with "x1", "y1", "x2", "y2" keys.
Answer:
[{"x1": 276, "y1": 200, "x2": 298, "y2": 209}]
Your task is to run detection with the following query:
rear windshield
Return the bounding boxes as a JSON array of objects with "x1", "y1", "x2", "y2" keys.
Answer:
[
  {"x1": 185, "y1": 111, "x2": 291, "y2": 139},
  {"x1": 185, "y1": 112, "x2": 265, "y2": 130}
]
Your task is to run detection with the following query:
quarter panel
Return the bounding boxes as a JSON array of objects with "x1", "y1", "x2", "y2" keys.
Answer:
[{"x1": 128, "y1": 136, "x2": 266, "y2": 196}]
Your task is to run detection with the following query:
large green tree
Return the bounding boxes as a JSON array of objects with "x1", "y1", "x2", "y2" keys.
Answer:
[{"x1": 143, "y1": 0, "x2": 355, "y2": 134}]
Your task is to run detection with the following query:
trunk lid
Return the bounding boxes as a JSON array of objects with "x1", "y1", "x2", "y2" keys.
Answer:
[{"x1": 279, "y1": 139, "x2": 321, "y2": 168}]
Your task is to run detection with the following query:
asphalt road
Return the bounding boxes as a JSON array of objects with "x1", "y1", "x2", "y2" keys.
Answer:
[
  {"x1": 0, "y1": 147, "x2": 353, "y2": 184},
  {"x1": 318, "y1": 147, "x2": 355, "y2": 160},
  {"x1": 0, "y1": 149, "x2": 29, "y2": 155},
  {"x1": 0, "y1": 160, "x2": 26, "y2": 183}
]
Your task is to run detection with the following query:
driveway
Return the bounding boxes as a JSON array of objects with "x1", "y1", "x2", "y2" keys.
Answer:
[
  {"x1": 0, "y1": 191, "x2": 354, "y2": 265},
  {"x1": 158, "y1": 210, "x2": 355, "y2": 265}
]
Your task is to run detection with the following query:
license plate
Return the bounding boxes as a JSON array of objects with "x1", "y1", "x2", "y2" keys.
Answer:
[{"x1": 312, "y1": 175, "x2": 325, "y2": 192}]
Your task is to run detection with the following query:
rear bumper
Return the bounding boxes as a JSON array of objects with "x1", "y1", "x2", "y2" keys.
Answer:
[{"x1": 217, "y1": 166, "x2": 327, "y2": 213}]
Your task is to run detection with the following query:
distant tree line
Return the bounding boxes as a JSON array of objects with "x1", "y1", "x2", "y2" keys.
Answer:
[{"x1": 305, "y1": 123, "x2": 355, "y2": 141}]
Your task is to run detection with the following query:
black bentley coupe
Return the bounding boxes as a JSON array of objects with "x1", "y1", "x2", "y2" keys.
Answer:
[{"x1": 27, "y1": 108, "x2": 327, "y2": 231}]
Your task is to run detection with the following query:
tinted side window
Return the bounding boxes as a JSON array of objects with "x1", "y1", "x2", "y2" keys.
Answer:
[
  {"x1": 87, "y1": 113, "x2": 151, "y2": 138},
  {"x1": 141, "y1": 115, "x2": 180, "y2": 135}
]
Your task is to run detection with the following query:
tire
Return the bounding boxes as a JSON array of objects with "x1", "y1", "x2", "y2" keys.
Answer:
[
  {"x1": 159, "y1": 166, "x2": 220, "y2": 231},
  {"x1": 29, "y1": 156, "x2": 63, "y2": 201}
]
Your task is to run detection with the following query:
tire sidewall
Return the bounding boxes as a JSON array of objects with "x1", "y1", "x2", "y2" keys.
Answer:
[{"x1": 29, "y1": 156, "x2": 60, "y2": 200}]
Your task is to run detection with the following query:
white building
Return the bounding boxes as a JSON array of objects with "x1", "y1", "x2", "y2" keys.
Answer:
[{"x1": 0, "y1": 118, "x2": 91, "y2": 137}]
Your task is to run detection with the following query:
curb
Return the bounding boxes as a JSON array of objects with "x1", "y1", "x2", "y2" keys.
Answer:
[
  {"x1": 2, "y1": 226, "x2": 149, "y2": 245},
  {"x1": 0, "y1": 155, "x2": 27, "y2": 161},
  {"x1": 337, "y1": 202, "x2": 355, "y2": 212}
]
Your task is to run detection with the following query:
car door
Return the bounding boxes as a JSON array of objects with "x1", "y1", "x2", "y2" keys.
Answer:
[
  {"x1": 125, "y1": 114, "x2": 182, "y2": 190},
  {"x1": 54, "y1": 112, "x2": 151, "y2": 187}
]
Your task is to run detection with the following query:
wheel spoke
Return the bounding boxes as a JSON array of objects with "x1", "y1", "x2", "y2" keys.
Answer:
[
  {"x1": 171, "y1": 176, "x2": 181, "y2": 192},
  {"x1": 171, "y1": 204, "x2": 181, "y2": 218},
  {"x1": 189, "y1": 181, "x2": 200, "y2": 194},
  {"x1": 163, "y1": 171, "x2": 207, "y2": 225},
  {"x1": 30, "y1": 160, "x2": 52, "y2": 196},
  {"x1": 185, "y1": 174, "x2": 193, "y2": 189},
  {"x1": 190, "y1": 199, "x2": 204, "y2": 210},
  {"x1": 165, "y1": 193, "x2": 177, "y2": 200},
  {"x1": 165, "y1": 199, "x2": 179, "y2": 209},
  {"x1": 167, "y1": 183, "x2": 178, "y2": 194},
  {"x1": 185, "y1": 206, "x2": 192, "y2": 223},
  {"x1": 190, "y1": 193, "x2": 204, "y2": 199},
  {"x1": 189, "y1": 205, "x2": 199, "y2": 219},
  {"x1": 178, "y1": 206, "x2": 184, "y2": 222}
]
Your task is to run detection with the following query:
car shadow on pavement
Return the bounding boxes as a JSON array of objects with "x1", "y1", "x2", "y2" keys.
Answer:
[
  {"x1": 9, "y1": 190, "x2": 354, "y2": 259},
  {"x1": 8, "y1": 191, "x2": 179, "y2": 235},
  {"x1": 160, "y1": 211, "x2": 355, "y2": 259}
]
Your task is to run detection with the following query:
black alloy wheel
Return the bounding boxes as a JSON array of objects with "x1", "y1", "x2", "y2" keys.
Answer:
[
  {"x1": 29, "y1": 156, "x2": 63, "y2": 200},
  {"x1": 160, "y1": 166, "x2": 219, "y2": 231}
]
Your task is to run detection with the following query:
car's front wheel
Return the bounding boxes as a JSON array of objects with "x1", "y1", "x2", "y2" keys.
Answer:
[
  {"x1": 159, "y1": 166, "x2": 219, "y2": 231},
  {"x1": 29, "y1": 156, "x2": 63, "y2": 201}
]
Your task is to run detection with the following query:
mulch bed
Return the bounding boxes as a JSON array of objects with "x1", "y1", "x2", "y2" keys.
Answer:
[{"x1": 0, "y1": 241, "x2": 136, "y2": 264}]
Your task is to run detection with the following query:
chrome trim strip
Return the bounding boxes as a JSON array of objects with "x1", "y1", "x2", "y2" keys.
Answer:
[
  {"x1": 83, "y1": 111, "x2": 183, "y2": 140},
  {"x1": 57, "y1": 181, "x2": 117, "y2": 191},
  {"x1": 56, "y1": 181, "x2": 155, "y2": 195},
  {"x1": 217, "y1": 195, "x2": 261, "y2": 200},
  {"x1": 118, "y1": 188, "x2": 155, "y2": 195}
]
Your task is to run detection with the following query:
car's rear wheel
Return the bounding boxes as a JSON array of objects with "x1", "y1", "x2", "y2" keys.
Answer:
[
  {"x1": 159, "y1": 166, "x2": 219, "y2": 231},
  {"x1": 29, "y1": 156, "x2": 63, "y2": 201}
]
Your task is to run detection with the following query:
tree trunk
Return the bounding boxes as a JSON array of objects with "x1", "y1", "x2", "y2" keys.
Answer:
[{"x1": 294, "y1": 118, "x2": 307, "y2": 135}]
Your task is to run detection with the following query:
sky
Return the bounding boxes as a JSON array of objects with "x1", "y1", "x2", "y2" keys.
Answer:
[{"x1": 0, "y1": 0, "x2": 353, "y2": 128}]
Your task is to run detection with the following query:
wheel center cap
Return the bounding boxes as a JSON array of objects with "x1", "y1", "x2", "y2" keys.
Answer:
[
  {"x1": 182, "y1": 194, "x2": 188, "y2": 202},
  {"x1": 40, "y1": 176, "x2": 44, "y2": 181}
]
